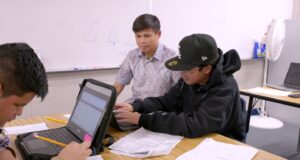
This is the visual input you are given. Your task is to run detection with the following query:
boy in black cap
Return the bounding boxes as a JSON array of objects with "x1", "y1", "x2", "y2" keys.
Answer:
[{"x1": 115, "y1": 34, "x2": 246, "y2": 141}]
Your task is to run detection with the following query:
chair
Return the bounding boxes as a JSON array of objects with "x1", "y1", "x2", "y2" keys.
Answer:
[
  {"x1": 240, "y1": 97, "x2": 247, "y2": 142},
  {"x1": 241, "y1": 96, "x2": 252, "y2": 133},
  {"x1": 240, "y1": 97, "x2": 246, "y2": 113}
]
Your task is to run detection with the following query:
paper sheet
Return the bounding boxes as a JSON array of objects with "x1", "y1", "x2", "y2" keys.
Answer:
[
  {"x1": 249, "y1": 87, "x2": 291, "y2": 96},
  {"x1": 4, "y1": 123, "x2": 48, "y2": 135},
  {"x1": 109, "y1": 127, "x2": 183, "y2": 158},
  {"x1": 87, "y1": 155, "x2": 103, "y2": 160},
  {"x1": 176, "y1": 138, "x2": 258, "y2": 160},
  {"x1": 64, "y1": 114, "x2": 71, "y2": 119}
]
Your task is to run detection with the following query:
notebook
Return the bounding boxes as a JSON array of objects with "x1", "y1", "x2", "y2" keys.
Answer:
[
  {"x1": 15, "y1": 79, "x2": 116, "y2": 160},
  {"x1": 267, "y1": 63, "x2": 300, "y2": 92}
]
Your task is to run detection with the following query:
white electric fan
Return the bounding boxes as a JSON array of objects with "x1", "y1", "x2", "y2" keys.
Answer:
[{"x1": 250, "y1": 19, "x2": 286, "y2": 129}]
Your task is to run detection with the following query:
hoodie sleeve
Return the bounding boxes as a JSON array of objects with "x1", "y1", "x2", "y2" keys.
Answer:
[
  {"x1": 137, "y1": 79, "x2": 240, "y2": 138},
  {"x1": 132, "y1": 79, "x2": 184, "y2": 113}
]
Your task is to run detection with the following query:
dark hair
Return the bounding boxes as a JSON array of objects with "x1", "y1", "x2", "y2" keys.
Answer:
[
  {"x1": 0, "y1": 43, "x2": 48, "y2": 100},
  {"x1": 132, "y1": 14, "x2": 161, "y2": 33}
]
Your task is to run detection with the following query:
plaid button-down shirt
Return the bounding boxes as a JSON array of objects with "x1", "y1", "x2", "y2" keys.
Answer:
[{"x1": 116, "y1": 43, "x2": 181, "y2": 103}]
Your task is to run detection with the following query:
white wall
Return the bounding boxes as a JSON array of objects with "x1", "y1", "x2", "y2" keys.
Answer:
[
  {"x1": 0, "y1": 0, "x2": 148, "y2": 71},
  {"x1": 293, "y1": 0, "x2": 300, "y2": 19},
  {"x1": 19, "y1": 59, "x2": 264, "y2": 119}
]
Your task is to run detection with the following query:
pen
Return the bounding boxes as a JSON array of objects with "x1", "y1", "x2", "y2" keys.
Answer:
[
  {"x1": 33, "y1": 133, "x2": 67, "y2": 147},
  {"x1": 44, "y1": 117, "x2": 67, "y2": 125}
]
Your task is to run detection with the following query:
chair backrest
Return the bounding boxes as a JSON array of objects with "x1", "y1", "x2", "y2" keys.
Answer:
[
  {"x1": 240, "y1": 97, "x2": 247, "y2": 142},
  {"x1": 240, "y1": 97, "x2": 246, "y2": 112}
]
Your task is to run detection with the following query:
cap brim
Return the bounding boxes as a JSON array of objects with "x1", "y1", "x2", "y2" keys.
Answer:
[{"x1": 165, "y1": 57, "x2": 198, "y2": 71}]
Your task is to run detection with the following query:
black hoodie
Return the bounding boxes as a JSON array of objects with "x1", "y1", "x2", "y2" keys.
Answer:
[{"x1": 132, "y1": 49, "x2": 246, "y2": 141}]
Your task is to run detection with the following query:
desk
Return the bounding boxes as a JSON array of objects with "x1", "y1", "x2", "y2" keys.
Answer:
[
  {"x1": 240, "y1": 87, "x2": 300, "y2": 132},
  {"x1": 6, "y1": 114, "x2": 286, "y2": 160}
]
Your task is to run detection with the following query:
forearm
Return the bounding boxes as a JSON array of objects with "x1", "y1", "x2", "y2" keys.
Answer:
[
  {"x1": 134, "y1": 80, "x2": 183, "y2": 113},
  {"x1": 132, "y1": 95, "x2": 179, "y2": 113},
  {"x1": 139, "y1": 110, "x2": 220, "y2": 138},
  {"x1": 138, "y1": 112, "x2": 195, "y2": 137},
  {"x1": 113, "y1": 82, "x2": 125, "y2": 96},
  {"x1": 0, "y1": 148, "x2": 16, "y2": 160}
]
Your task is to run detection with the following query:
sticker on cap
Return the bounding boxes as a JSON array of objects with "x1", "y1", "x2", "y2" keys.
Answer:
[
  {"x1": 201, "y1": 56, "x2": 208, "y2": 61},
  {"x1": 168, "y1": 60, "x2": 178, "y2": 66}
]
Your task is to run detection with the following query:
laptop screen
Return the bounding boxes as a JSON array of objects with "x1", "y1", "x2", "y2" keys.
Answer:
[
  {"x1": 284, "y1": 63, "x2": 300, "y2": 86},
  {"x1": 67, "y1": 81, "x2": 112, "y2": 141}
]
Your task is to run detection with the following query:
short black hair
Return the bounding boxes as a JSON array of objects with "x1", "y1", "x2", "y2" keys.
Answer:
[
  {"x1": 0, "y1": 43, "x2": 48, "y2": 100},
  {"x1": 132, "y1": 14, "x2": 161, "y2": 33}
]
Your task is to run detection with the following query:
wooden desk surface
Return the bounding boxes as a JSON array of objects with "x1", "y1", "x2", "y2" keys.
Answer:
[
  {"x1": 6, "y1": 114, "x2": 286, "y2": 160},
  {"x1": 240, "y1": 87, "x2": 300, "y2": 107}
]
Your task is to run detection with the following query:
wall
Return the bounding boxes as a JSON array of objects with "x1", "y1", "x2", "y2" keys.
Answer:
[
  {"x1": 0, "y1": 0, "x2": 292, "y2": 72},
  {"x1": 0, "y1": 0, "x2": 148, "y2": 71},
  {"x1": 293, "y1": 0, "x2": 300, "y2": 19},
  {"x1": 151, "y1": 0, "x2": 293, "y2": 60}
]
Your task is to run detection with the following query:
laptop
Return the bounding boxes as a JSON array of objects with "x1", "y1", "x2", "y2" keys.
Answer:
[
  {"x1": 15, "y1": 79, "x2": 116, "y2": 160},
  {"x1": 267, "y1": 63, "x2": 300, "y2": 92}
]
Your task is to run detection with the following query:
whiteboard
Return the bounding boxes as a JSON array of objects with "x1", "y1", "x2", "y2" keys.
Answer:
[
  {"x1": 0, "y1": 0, "x2": 294, "y2": 72},
  {"x1": 0, "y1": 0, "x2": 149, "y2": 71},
  {"x1": 152, "y1": 0, "x2": 293, "y2": 60}
]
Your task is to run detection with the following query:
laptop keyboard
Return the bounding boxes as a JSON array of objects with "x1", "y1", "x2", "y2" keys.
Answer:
[{"x1": 38, "y1": 128, "x2": 80, "y2": 152}]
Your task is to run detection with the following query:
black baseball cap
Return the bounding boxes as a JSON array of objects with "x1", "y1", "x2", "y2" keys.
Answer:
[{"x1": 165, "y1": 34, "x2": 219, "y2": 71}]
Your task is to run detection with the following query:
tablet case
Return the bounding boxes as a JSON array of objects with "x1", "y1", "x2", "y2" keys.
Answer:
[{"x1": 15, "y1": 79, "x2": 116, "y2": 160}]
